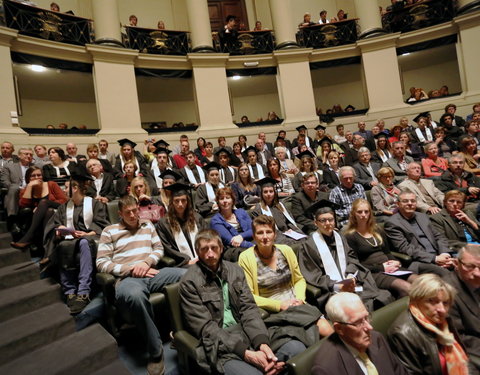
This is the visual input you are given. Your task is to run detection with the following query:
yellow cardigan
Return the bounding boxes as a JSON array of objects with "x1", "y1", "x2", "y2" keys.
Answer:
[{"x1": 238, "y1": 244, "x2": 306, "y2": 313}]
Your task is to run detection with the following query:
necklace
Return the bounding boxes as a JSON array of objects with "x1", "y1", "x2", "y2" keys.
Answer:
[
  {"x1": 256, "y1": 246, "x2": 275, "y2": 260},
  {"x1": 358, "y1": 232, "x2": 378, "y2": 247}
]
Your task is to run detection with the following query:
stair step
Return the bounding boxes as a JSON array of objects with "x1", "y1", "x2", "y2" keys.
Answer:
[
  {"x1": 0, "y1": 302, "x2": 75, "y2": 365},
  {"x1": 0, "y1": 278, "x2": 61, "y2": 322},
  {"x1": 0, "y1": 324, "x2": 118, "y2": 375},
  {"x1": 90, "y1": 359, "x2": 132, "y2": 375},
  {"x1": 0, "y1": 247, "x2": 30, "y2": 268},
  {"x1": 0, "y1": 222, "x2": 8, "y2": 235},
  {"x1": 0, "y1": 261, "x2": 38, "y2": 290}
]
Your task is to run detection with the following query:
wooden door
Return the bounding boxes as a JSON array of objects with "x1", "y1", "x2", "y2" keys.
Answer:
[{"x1": 208, "y1": 0, "x2": 248, "y2": 33}]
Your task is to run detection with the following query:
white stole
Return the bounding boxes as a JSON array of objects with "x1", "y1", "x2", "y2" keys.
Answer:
[
  {"x1": 305, "y1": 137, "x2": 311, "y2": 148},
  {"x1": 378, "y1": 150, "x2": 390, "y2": 162},
  {"x1": 65, "y1": 197, "x2": 94, "y2": 240},
  {"x1": 206, "y1": 182, "x2": 224, "y2": 202},
  {"x1": 185, "y1": 165, "x2": 205, "y2": 184},
  {"x1": 260, "y1": 203, "x2": 297, "y2": 228},
  {"x1": 53, "y1": 161, "x2": 71, "y2": 178},
  {"x1": 173, "y1": 222, "x2": 198, "y2": 259},
  {"x1": 415, "y1": 127, "x2": 433, "y2": 143},
  {"x1": 151, "y1": 160, "x2": 162, "y2": 188},
  {"x1": 220, "y1": 166, "x2": 235, "y2": 184},
  {"x1": 248, "y1": 164, "x2": 265, "y2": 179},
  {"x1": 312, "y1": 230, "x2": 346, "y2": 282}
]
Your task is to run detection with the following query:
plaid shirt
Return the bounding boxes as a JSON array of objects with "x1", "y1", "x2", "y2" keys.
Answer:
[{"x1": 329, "y1": 183, "x2": 366, "y2": 222}]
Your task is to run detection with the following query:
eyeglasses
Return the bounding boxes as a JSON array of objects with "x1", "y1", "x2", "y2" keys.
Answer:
[
  {"x1": 400, "y1": 199, "x2": 416, "y2": 203},
  {"x1": 459, "y1": 259, "x2": 480, "y2": 272},
  {"x1": 337, "y1": 314, "x2": 371, "y2": 328},
  {"x1": 317, "y1": 218, "x2": 335, "y2": 223}
]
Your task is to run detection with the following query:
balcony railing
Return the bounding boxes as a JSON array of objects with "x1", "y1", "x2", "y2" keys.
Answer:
[
  {"x1": 125, "y1": 26, "x2": 190, "y2": 55},
  {"x1": 214, "y1": 30, "x2": 275, "y2": 55},
  {"x1": 297, "y1": 19, "x2": 359, "y2": 49}
]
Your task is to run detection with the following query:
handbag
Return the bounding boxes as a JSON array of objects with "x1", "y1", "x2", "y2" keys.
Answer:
[{"x1": 138, "y1": 204, "x2": 165, "y2": 223}]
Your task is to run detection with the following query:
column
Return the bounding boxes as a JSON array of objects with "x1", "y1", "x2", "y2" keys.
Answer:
[
  {"x1": 91, "y1": 0, "x2": 123, "y2": 47},
  {"x1": 357, "y1": 34, "x2": 406, "y2": 112},
  {"x1": 269, "y1": 0, "x2": 298, "y2": 49},
  {"x1": 274, "y1": 50, "x2": 317, "y2": 125},
  {"x1": 0, "y1": 28, "x2": 20, "y2": 133},
  {"x1": 457, "y1": 0, "x2": 480, "y2": 14},
  {"x1": 87, "y1": 46, "x2": 144, "y2": 136},
  {"x1": 185, "y1": 0, "x2": 215, "y2": 52},
  {"x1": 455, "y1": 12, "x2": 480, "y2": 96},
  {"x1": 189, "y1": 54, "x2": 234, "y2": 130},
  {"x1": 353, "y1": 0, "x2": 386, "y2": 39}
]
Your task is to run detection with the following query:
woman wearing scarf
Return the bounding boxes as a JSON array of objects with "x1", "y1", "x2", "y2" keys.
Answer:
[
  {"x1": 388, "y1": 274, "x2": 470, "y2": 375},
  {"x1": 156, "y1": 183, "x2": 206, "y2": 267}
]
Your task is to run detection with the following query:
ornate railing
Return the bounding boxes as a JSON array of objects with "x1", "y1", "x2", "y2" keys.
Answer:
[
  {"x1": 3, "y1": 0, "x2": 92, "y2": 45},
  {"x1": 382, "y1": 0, "x2": 455, "y2": 33},
  {"x1": 297, "y1": 19, "x2": 358, "y2": 49},
  {"x1": 125, "y1": 26, "x2": 190, "y2": 55},
  {"x1": 214, "y1": 30, "x2": 275, "y2": 55}
]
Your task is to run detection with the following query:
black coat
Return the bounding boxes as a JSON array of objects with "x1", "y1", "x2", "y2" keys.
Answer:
[
  {"x1": 85, "y1": 173, "x2": 116, "y2": 202},
  {"x1": 291, "y1": 190, "x2": 329, "y2": 234},
  {"x1": 353, "y1": 162, "x2": 381, "y2": 190}
]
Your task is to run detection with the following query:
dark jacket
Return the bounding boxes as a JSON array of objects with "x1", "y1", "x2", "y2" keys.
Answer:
[
  {"x1": 435, "y1": 170, "x2": 480, "y2": 196},
  {"x1": 353, "y1": 161, "x2": 381, "y2": 190},
  {"x1": 85, "y1": 173, "x2": 116, "y2": 202},
  {"x1": 388, "y1": 310, "x2": 466, "y2": 375},
  {"x1": 179, "y1": 260, "x2": 270, "y2": 373},
  {"x1": 291, "y1": 190, "x2": 329, "y2": 234}
]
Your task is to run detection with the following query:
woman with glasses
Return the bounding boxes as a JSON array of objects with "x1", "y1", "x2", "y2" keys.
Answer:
[{"x1": 388, "y1": 274, "x2": 469, "y2": 375}]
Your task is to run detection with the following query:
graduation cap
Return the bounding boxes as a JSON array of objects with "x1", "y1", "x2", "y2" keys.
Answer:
[
  {"x1": 296, "y1": 125, "x2": 308, "y2": 132},
  {"x1": 163, "y1": 182, "x2": 193, "y2": 197},
  {"x1": 244, "y1": 146, "x2": 258, "y2": 154},
  {"x1": 214, "y1": 148, "x2": 232, "y2": 157},
  {"x1": 413, "y1": 112, "x2": 430, "y2": 123},
  {"x1": 296, "y1": 150, "x2": 316, "y2": 159},
  {"x1": 319, "y1": 114, "x2": 335, "y2": 124},
  {"x1": 345, "y1": 105, "x2": 356, "y2": 111},
  {"x1": 305, "y1": 199, "x2": 340, "y2": 217},
  {"x1": 159, "y1": 169, "x2": 182, "y2": 181},
  {"x1": 254, "y1": 177, "x2": 278, "y2": 187},
  {"x1": 374, "y1": 132, "x2": 389, "y2": 139},
  {"x1": 202, "y1": 161, "x2": 222, "y2": 173},
  {"x1": 315, "y1": 124, "x2": 326, "y2": 131},
  {"x1": 153, "y1": 139, "x2": 169, "y2": 148},
  {"x1": 318, "y1": 136, "x2": 332, "y2": 145},
  {"x1": 276, "y1": 136, "x2": 286, "y2": 142},
  {"x1": 153, "y1": 147, "x2": 171, "y2": 155},
  {"x1": 70, "y1": 169, "x2": 94, "y2": 182},
  {"x1": 117, "y1": 138, "x2": 137, "y2": 148}
]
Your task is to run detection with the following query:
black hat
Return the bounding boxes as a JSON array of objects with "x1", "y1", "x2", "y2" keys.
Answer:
[
  {"x1": 244, "y1": 146, "x2": 257, "y2": 154},
  {"x1": 319, "y1": 114, "x2": 335, "y2": 124},
  {"x1": 296, "y1": 125, "x2": 308, "y2": 132},
  {"x1": 70, "y1": 169, "x2": 94, "y2": 182},
  {"x1": 296, "y1": 150, "x2": 315, "y2": 159},
  {"x1": 318, "y1": 136, "x2": 332, "y2": 145},
  {"x1": 276, "y1": 136, "x2": 285, "y2": 142},
  {"x1": 159, "y1": 169, "x2": 182, "y2": 181},
  {"x1": 254, "y1": 177, "x2": 278, "y2": 187},
  {"x1": 163, "y1": 182, "x2": 193, "y2": 197},
  {"x1": 117, "y1": 138, "x2": 137, "y2": 148},
  {"x1": 202, "y1": 161, "x2": 222, "y2": 172},
  {"x1": 345, "y1": 105, "x2": 356, "y2": 111},
  {"x1": 153, "y1": 139, "x2": 170, "y2": 148},
  {"x1": 374, "y1": 132, "x2": 389, "y2": 139},
  {"x1": 413, "y1": 112, "x2": 430, "y2": 123},
  {"x1": 305, "y1": 199, "x2": 340, "y2": 216},
  {"x1": 214, "y1": 148, "x2": 232, "y2": 157},
  {"x1": 315, "y1": 124, "x2": 326, "y2": 131},
  {"x1": 153, "y1": 147, "x2": 171, "y2": 155}
]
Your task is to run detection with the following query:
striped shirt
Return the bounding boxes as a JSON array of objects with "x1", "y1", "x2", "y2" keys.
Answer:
[
  {"x1": 329, "y1": 183, "x2": 366, "y2": 221},
  {"x1": 96, "y1": 219, "x2": 164, "y2": 278}
]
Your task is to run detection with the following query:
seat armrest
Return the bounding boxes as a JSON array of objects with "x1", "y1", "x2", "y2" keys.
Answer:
[
  {"x1": 390, "y1": 251, "x2": 412, "y2": 267},
  {"x1": 96, "y1": 272, "x2": 116, "y2": 286},
  {"x1": 158, "y1": 256, "x2": 176, "y2": 268},
  {"x1": 96, "y1": 272, "x2": 117, "y2": 304},
  {"x1": 174, "y1": 330, "x2": 200, "y2": 358},
  {"x1": 306, "y1": 284, "x2": 322, "y2": 300}
]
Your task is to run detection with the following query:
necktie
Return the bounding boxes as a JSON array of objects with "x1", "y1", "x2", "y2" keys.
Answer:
[{"x1": 358, "y1": 352, "x2": 378, "y2": 375}]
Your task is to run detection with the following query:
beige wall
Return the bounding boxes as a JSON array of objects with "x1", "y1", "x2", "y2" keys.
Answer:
[
  {"x1": 139, "y1": 100, "x2": 197, "y2": 126},
  {"x1": 117, "y1": 0, "x2": 176, "y2": 30},
  {"x1": 231, "y1": 93, "x2": 282, "y2": 122},
  {"x1": 19, "y1": 99, "x2": 98, "y2": 128}
]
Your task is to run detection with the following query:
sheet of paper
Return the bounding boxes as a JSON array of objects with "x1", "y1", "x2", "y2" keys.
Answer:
[
  {"x1": 283, "y1": 229, "x2": 307, "y2": 240},
  {"x1": 383, "y1": 270, "x2": 413, "y2": 276}
]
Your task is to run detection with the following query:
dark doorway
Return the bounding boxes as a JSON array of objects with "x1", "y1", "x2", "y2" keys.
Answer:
[{"x1": 208, "y1": 0, "x2": 248, "y2": 33}]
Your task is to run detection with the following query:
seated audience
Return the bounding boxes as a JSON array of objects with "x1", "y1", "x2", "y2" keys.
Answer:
[
  {"x1": 291, "y1": 172, "x2": 329, "y2": 234},
  {"x1": 458, "y1": 135, "x2": 480, "y2": 175},
  {"x1": 466, "y1": 102, "x2": 480, "y2": 122},
  {"x1": 114, "y1": 138, "x2": 151, "y2": 180},
  {"x1": 440, "y1": 113, "x2": 464, "y2": 144},
  {"x1": 383, "y1": 190, "x2": 453, "y2": 276},
  {"x1": 371, "y1": 167, "x2": 401, "y2": 221},
  {"x1": 299, "y1": 12, "x2": 315, "y2": 27},
  {"x1": 383, "y1": 141, "x2": 414, "y2": 184},
  {"x1": 445, "y1": 103, "x2": 466, "y2": 128},
  {"x1": 266, "y1": 158, "x2": 295, "y2": 197},
  {"x1": 157, "y1": 20, "x2": 165, "y2": 29},
  {"x1": 245, "y1": 146, "x2": 267, "y2": 180},
  {"x1": 180, "y1": 229, "x2": 305, "y2": 374},
  {"x1": 430, "y1": 190, "x2": 480, "y2": 252},
  {"x1": 85, "y1": 159, "x2": 115, "y2": 204},
  {"x1": 371, "y1": 132, "x2": 392, "y2": 163},
  {"x1": 400, "y1": 132, "x2": 424, "y2": 161},
  {"x1": 318, "y1": 10, "x2": 329, "y2": 24},
  {"x1": 345, "y1": 199, "x2": 417, "y2": 297},
  {"x1": 156, "y1": 183, "x2": 206, "y2": 267},
  {"x1": 293, "y1": 150, "x2": 323, "y2": 191},
  {"x1": 398, "y1": 162, "x2": 444, "y2": 214},
  {"x1": 353, "y1": 147, "x2": 380, "y2": 190},
  {"x1": 292, "y1": 125, "x2": 313, "y2": 149},
  {"x1": 238, "y1": 215, "x2": 333, "y2": 337},
  {"x1": 311, "y1": 292, "x2": 408, "y2": 375},
  {"x1": 33, "y1": 144, "x2": 50, "y2": 168},
  {"x1": 331, "y1": 9, "x2": 346, "y2": 22},
  {"x1": 255, "y1": 138, "x2": 271, "y2": 166},
  {"x1": 150, "y1": 147, "x2": 173, "y2": 191},
  {"x1": 436, "y1": 154, "x2": 480, "y2": 199},
  {"x1": 253, "y1": 20, "x2": 263, "y2": 31},
  {"x1": 210, "y1": 187, "x2": 253, "y2": 261},
  {"x1": 195, "y1": 162, "x2": 224, "y2": 218},
  {"x1": 130, "y1": 176, "x2": 164, "y2": 223},
  {"x1": 143, "y1": 139, "x2": 157, "y2": 164},
  {"x1": 42, "y1": 146, "x2": 77, "y2": 187},
  {"x1": 422, "y1": 142, "x2": 448, "y2": 177},
  {"x1": 354, "y1": 121, "x2": 372, "y2": 141},
  {"x1": 434, "y1": 126, "x2": 455, "y2": 159},
  {"x1": 388, "y1": 274, "x2": 469, "y2": 375},
  {"x1": 333, "y1": 124, "x2": 346, "y2": 144},
  {"x1": 98, "y1": 139, "x2": 116, "y2": 166},
  {"x1": 85, "y1": 143, "x2": 114, "y2": 176},
  {"x1": 11, "y1": 166, "x2": 67, "y2": 250},
  {"x1": 329, "y1": 166, "x2": 366, "y2": 227},
  {"x1": 322, "y1": 150, "x2": 341, "y2": 189},
  {"x1": 199, "y1": 142, "x2": 215, "y2": 165},
  {"x1": 298, "y1": 200, "x2": 393, "y2": 312},
  {"x1": 214, "y1": 136, "x2": 233, "y2": 156},
  {"x1": 216, "y1": 148, "x2": 237, "y2": 185},
  {"x1": 445, "y1": 244, "x2": 480, "y2": 374},
  {"x1": 194, "y1": 137, "x2": 207, "y2": 160},
  {"x1": 275, "y1": 146, "x2": 297, "y2": 178},
  {"x1": 66, "y1": 143, "x2": 85, "y2": 163},
  {"x1": 128, "y1": 14, "x2": 137, "y2": 27},
  {"x1": 231, "y1": 163, "x2": 259, "y2": 209},
  {"x1": 316, "y1": 137, "x2": 333, "y2": 165},
  {"x1": 97, "y1": 195, "x2": 185, "y2": 375},
  {"x1": 157, "y1": 169, "x2": 181, "y2": 210},
  {"x1": 44, "y1": 172, "x2": 109, "y2": 313},
  {"x1": 116, "y1": 161, "x2": 139, "y2": 198},
  {"x1": 232, "y1": 141, "x2": 245, "y2": 164},
  {"x1": 412, "y1": 115, "x2": 434, "y2": 145},
  {"x1": 179, "y1": 150, "x2": 206, "y2": 188}
]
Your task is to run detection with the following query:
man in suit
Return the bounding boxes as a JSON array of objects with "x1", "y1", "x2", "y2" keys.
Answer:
[
  {"x1": 0, "y1": 141, "x2": 19, "y2": 170},
  {"x1": 445, "y1": 103, "x2": 466, "y2": 128},
  {"x1": 98, "y1": 139, "x2": 116, "y2": 166},
  {"x1": 85, "y1": 159, "x2": 116, "y2": 204},
  {"x1": 258, "y1": 132, "x2": 274, "y2": 155},
  {"x1": 384, "y1": 190, "x2": 453, "y2": 276},
  {"x1": 398, "y1": 162, "x2": 443, "y2": 214},
  {"x1": 436, "y1": 154, "x2": 480, "y2": 199},
  {"x1": 312, "y1": 292, "x2": 407, "y2": 375},
  {"x1": 255, "y1": 138, "x2": 272, "y2": 166},
  {"x1": 382, "y1": 141, "x2": 414, "y2": 184},
  {"x1": 1, "y1": 147, "x2": 33, "y2": 219},
  {"x1": 445, "y1": 245, "x2": 480, "y2": 373},
  {"x1": 66, "y1": 142, "x2": 86, "y2": 163},
  {"x1": 342, "y1": 134, "x2": 364, "y2": 165},
  {"x1": 353, "y1": 147, "x2": 380, "y2": 190}
]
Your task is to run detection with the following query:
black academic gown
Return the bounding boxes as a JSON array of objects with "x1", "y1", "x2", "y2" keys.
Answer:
[{"x1": 43, "y1": 198, "x2": 110, "y2": 267}]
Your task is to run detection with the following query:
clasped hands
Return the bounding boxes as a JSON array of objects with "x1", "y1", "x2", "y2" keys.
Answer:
[{"x1": 244, "y1": 344, "x2": 284, "y2": 375}]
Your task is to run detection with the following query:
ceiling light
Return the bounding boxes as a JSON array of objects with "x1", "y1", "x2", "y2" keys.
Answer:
[
  {"x1": 401, "y1": 52, "x2": 410, "y2": 56},
  {"x1": 232, "y1": 75, "x2": 241, "y2": 80},
  {"x1": 243, "y1": 62, "x2": 259, "y2": 67},
  {"x1": 30, "y1": 64, "x2": 46, "y2": 72}
]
